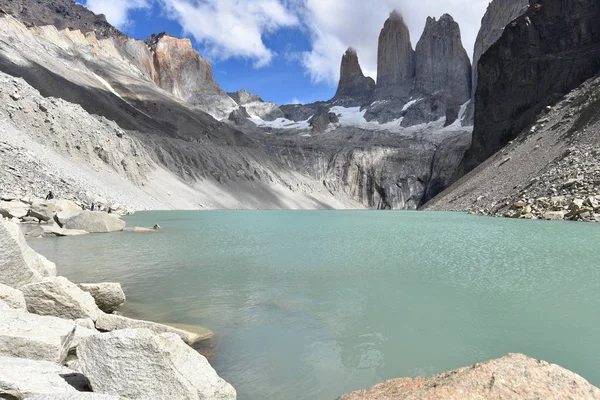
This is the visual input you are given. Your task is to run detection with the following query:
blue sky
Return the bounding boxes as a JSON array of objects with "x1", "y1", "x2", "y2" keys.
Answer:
[{"x1": 83, "y1": 0, "x2": 491, "y2": 106}]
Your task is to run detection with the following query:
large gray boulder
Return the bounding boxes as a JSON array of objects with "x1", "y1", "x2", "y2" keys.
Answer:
[
  {"x1": 55, "y1": 210, "x2": 126, "y2": 233},
  {"x1": 0, "y1": 357, "x2": 87, "y2": 399},
  {"x1": 77, "y1": 328, "x2": 236, "y2": 400},
  {"x1": 78, "y1": 283, "x2": 125, "y2": 313},
  {"x1": 0, "y1": 218, "x2": 55, "y2": 288},
  {"x1": 29, "y1": 199, "x2": 80, "y2": 222},
  {"x1": 95, "y1": 313, "x2": 212, "y2": 345},
  {"x1": 0, "y1": 200, "x2": 29, "y2": 219},
  {"x1": 0, "y1": 282, "x2": 26, "y2": 309},
  {"x1": 21, "y1": 277, "x2": 102, "y2": 321},
  {"x1": 0, "y1": 303, "x2": 76, "y2": 363}
]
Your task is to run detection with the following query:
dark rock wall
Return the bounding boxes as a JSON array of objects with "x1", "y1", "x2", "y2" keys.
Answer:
[{"x1": 461, "y1": 0, "x2": 600, "y2": 173}]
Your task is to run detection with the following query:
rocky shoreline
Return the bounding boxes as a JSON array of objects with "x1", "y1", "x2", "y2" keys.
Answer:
[{"x1": 0, "y1": 203, "x2": 236, "y2": 399}]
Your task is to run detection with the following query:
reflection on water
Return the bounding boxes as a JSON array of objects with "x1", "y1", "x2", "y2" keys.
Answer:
[{"x1": 29, "y1": 211, "x2": 600, "y2": 400}]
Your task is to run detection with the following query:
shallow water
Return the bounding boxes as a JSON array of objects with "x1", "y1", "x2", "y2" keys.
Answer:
[{"x1": 29, "y1": 211, "x2": 600, "y2": 399}]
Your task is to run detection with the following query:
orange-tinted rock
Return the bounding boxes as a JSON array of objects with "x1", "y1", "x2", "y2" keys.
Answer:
[{"x1": 338, "y1": 353, "x2": 600, "y2": 400}]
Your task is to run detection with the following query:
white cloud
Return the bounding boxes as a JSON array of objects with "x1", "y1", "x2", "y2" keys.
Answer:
[
  {"x1": 298, "y1": 0, "x2": 491, "y2": 85},
  {"x1": 85, "y1": 0, "x2": 151, "y2": 29},
  {"x1": 158, "y1": 0, "x2": 299, "y2": 68}
]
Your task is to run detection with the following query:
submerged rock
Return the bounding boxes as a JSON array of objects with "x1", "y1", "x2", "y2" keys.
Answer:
[
  {"x1": 338, "y1": 353, "x2": 600, "y2": 399},
  {"x1": 77, "y1": 328, "x2": 236, "y2": 400},
  {"x1": 95, "y1": 313, "x2": 212, "y2": 345}
]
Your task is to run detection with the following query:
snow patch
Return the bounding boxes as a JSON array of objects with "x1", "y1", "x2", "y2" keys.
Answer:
[
  {"x1": 401, "y1": 98, "x2": 421, "y2": 112},
  {"x1": 249, "y1": 116, "x2": 310, "y2": 129}
]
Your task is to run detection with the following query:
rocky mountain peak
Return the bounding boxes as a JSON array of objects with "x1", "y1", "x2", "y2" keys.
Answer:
[
  {"x1": 332, "y1": 47, "x2": 375, "y2": 106},
  {"x1": 413, "y1": 13, "x2": 471, "y2": 103},
  {"x1": 373, "y1": 10, "x2": 415, "y2": 101},
  {"x1": 0, "y1": 0, "x2": 124, "y2": 39},
  {"x1": 228, "y1": 89, "x2": 262, "y2": 105}
]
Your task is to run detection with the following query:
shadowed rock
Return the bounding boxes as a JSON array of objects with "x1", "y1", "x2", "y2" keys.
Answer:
[
  {"x1": 373, "y1": 11, "x2": 415, "y2": 102},
  {"x1": 331, "y1": 48, "x2": 375, "y2": 106},
  {"x1": 460, "y1": 0, "x2": 600, "y2": 174}
]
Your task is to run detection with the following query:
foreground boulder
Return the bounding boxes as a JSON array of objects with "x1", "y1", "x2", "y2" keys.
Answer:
[
  {"x1": 77, "y1": 328, "x2": 236, "y2": 400},
  {"x1": 338, "y1": 353, "x2": 600, "y2": 399},
  {"x1": 21, "y1": 277, "x2": 102, "y2": 321},
  {"x1": 0, "y1": 356, "x2": 87, "y2": 399},
  {"x1": 0, "y1": 218, "x2": 55, "y2": 288},
  {"x1": 55, "y1": 211, "x2": 126, "y2": 233},
  {"x1": 0, "y1": 303, "x2": 76, "y2": 363},
  {"x1": 78, "y1": 283, "x2": 125, "y2": 313},
  {"x1": 95, "y1": 313, "x2": 211, "y2": 345},
  {"x1": 0, "y1": 282, "x2": 26, "y2": 309}
]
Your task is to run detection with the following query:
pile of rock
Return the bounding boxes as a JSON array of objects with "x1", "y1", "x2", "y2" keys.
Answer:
[
  {"x1": 0, "y1": 196, "x2": 128, "y2": 236},
  {"x1": 469, "y1": 143, "x2": 600, "y2": 223},
  {"x1": 0, "y1": 217, "x2": 235, "y2": 399},
  {"x1": 502, "y1": 196, "x2": 600, "y2": 222}
]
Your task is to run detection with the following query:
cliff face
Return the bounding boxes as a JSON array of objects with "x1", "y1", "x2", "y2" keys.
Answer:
[
  {"x1": 372, "y1": 11, "x2": 415, "y2": 102},
  {"x1": 0, "y1": 0, "x2": 123, "y2": 39},
  {"x1": 364, "y1": 12, "x2": 471, "y2": 126},
  {"x1": 146, "y1": 33, "x2": 237, "y2": 120},
  {"x1": 471, "y1": 0, "x2": 529, "y2": 98},
  {"x1": 331, "y1": 48, "x2": 375, "y2": 106},
  {"x1": 413, "y1": 15, "x2": 471, "y2": 104},
  {"x1": 462, "y1": 0, "x2": 529, "y2": 125},
  {"x1": 461, "y1": 0, "x2": 600, "y2": 173},
  {"x1": 227, "y1": 89, "x2": 284, "y2": 121}
]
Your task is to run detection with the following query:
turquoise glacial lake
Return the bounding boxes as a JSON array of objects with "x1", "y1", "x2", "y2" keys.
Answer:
[{"x1": 29, "y1": 211, "x2": 600, "y2": 399}]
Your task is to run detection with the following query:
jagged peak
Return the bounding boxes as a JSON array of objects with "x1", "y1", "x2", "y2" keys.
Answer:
[
  {"x1": 345, "y1": 47, "x2": 357, "y2": 56},
  {"x1": 388, "y1": 10, "x2": 405, "y2": 22},
  {"x1": 146, "y1": 32, "x2": 170, "y2": 49}
]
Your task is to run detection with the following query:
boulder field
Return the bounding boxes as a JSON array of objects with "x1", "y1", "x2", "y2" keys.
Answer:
[{"x1": 0, "y1": 217, "x2": 232, "y2": 400}]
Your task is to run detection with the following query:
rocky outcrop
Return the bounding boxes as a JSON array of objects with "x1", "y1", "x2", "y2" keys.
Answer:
[
  {"x1": 338, "y1": 353, "x2": 600, "y2": 399},
  {"x1": 364, "y1": 12, "x2": 471, "y2": 125},
  {"x1": 0, "y1": 356, "x2": 88, "y2": 399},
  {"x1": 146, "y1": 33, "x2": 238, "y2": 120},
  {"x1": 331, "y1": 48, "x2": 375, "y2": 106},
  {"x1": 21, "y1": 277, "x2": 102, "y2": 321},
  {"x1": 410, "y1": 14, "x2": 471, "y2": 125},
  {"x1": 77, "y1": 328, "x2": 236, "y2": 400},
  {"x1": 373, "y1": 11, "x2": 415, "y2": 102},
  {"x1": 55, "y1": 211, "x2": 126, "y2": 233},
  {"x1": 0, "y1": 0, "x2": 124, "y2": 39},
  {"x1": 78, "y1": 283, "x2": 125, "y2": 314},
  {"x1": 460, "y1": 0, "x2": 600, "y2": 174},
  {"x1": 308, "y1": 107, "x2": 339, "y2": 132},
  {"x1": 95, "y1": 313, "x2": 212, "y2": 345},
  {"x1": 228, "y1": 89, "x2": 284, "y2": 121}
]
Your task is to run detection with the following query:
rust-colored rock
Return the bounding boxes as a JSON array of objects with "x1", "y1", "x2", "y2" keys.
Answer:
[
  {"x1": 338, "y1": 353, "x2": 600, "y2": 400},
  {"x1": 145, "y1": 33, "x2": 237, "y2": 120}
]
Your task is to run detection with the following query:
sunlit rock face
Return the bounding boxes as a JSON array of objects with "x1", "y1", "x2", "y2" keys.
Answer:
[{"x1": 145, "y1": 33, "x2": 238, "y2": 120}]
